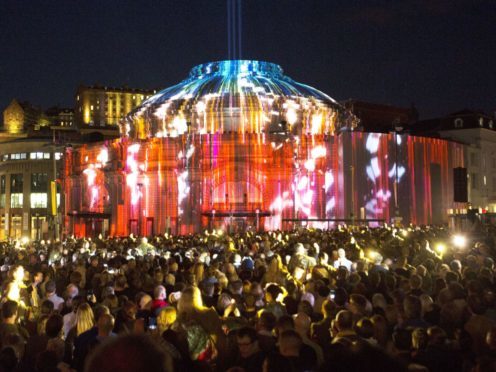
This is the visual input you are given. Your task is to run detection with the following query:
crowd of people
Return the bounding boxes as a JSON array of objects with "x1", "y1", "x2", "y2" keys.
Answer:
[{"x1": 0, "y1": 224, "x2": 495, "y2": 372}]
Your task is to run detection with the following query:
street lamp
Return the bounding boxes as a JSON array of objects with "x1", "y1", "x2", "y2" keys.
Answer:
[
  {"x1": 137, "y1": 183, "x2": 143, "y2": 237},
  {"x1": 392, "y1": 120, "x2": 403, "y2": 225}
]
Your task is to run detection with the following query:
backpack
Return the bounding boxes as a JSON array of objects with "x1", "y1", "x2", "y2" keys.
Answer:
[{"x1": 183, "y1": 321, "x2": 217, "y2": 362}]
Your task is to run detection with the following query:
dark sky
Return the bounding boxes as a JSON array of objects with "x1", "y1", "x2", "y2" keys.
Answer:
[{"x1": 1, "y1": 0, "x2": 495, "y2": 119}]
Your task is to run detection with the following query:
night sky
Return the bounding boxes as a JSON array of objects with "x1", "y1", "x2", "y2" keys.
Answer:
[{"x1": 1, "y1": 0, "x2": 495, "y2": 119}]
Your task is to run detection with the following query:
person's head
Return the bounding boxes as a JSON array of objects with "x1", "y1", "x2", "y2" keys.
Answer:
[
  {"x1": 355, "y1": 317, "x2": 374, "y2": 339},
  {"x1": 2, "y1": 300, "x2": 18, "y2": 322},
  {"x1": 419, "y1": 294, "x2": 434, "y2": 316},
  {"x1": 157, "y1": 307, "x2": 177, "y2": 333},
  {"x1": 275, "y1": 315, "x2": 295, "y2": 337},
  {"x1": 349, "y1": 294, "x2": 368, "y2": 316},
  {"x1": 295, "y1": 243, "x2": 305, "y2": 255},
  {"x1": 321, "y1": 299, "x2": 336, "y2": 319},
  {"x1": 265, "y1": 284, "x2": 282, "y2": 303},
  {"x1": 45, "y1": 314, "x2": 63, "y2": 339},
  {"x1": 486, "y1": 327, "x2": 496, "y2": 350},
  {"x1": 122, "y1": 301, "x2": 138, "y2": 321},
  {"x1": 403, "y1": 295, "x2": 422, "y2": 320},
  {"x1": 97, "y1": 313, "x2": 115, "y2": 337},
  {"x1": 139, "y1": 294, "x2": 152, "y2": 310},
  {"x1": 66, "y1": 283, "x2": 79, "y2": 300},
  {"x1": 40, "y1": 299, "x2": 54, "y2": 316},
  {"x1": 409, "y1": 275, "x2": 422, "y2": 290},
  {"x1": 37, "y1": 315, "x2": 49, "y2": 336},
  {"x1": 33, "y1": 271, "x2": 43, "y2": 285},
  {"x1": 338, "y1": 248, "x2": 346, "y2": 259},
  {"x1": 278, "y1": 329, "x2": 302, "y2": 357},
  {"x1": 236, "y1": 326, "x2": 259, "y2": 358},
  {"x1": 427, "y1": 326, "x2": 447, "y2": 345},
  {"x1": 12, "y1": 265, "x2": 24, "y2": 283},
  {"x1": 84, "y1": 334, "x2": 172, "y2": 372},
  {"x1": 177, "y1": 286, "x2": 204, "y2": 316},
  {"x1": 335, "y1": 310, "x2": 353, "y2": 332},
  {"x1": 411, "y1": 328, "x2": 428, "y2": 350},
  {"x1": 257, "y1": 311, "x2": 276, "y2": 332},
  {"x1": 45, "y1": 280, "x2": 56, "y2": 295},
  {"x1": 153, "y1": 285, "x2": 166, "y2": 301},
  {"x1": 293, "y1": 312, "x2": 311, "y2": 338},
  {"x1": 76, "y1": 303, "x2": 95, "y2": 336}
]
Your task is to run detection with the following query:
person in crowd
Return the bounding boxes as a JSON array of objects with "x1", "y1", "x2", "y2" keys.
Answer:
[
  {"x1": 333, "y1": 248, "x2": 352, "y2": 271},
  {"x1": 228, "y1": 326, "x2": 265, "y2": 371},
  {"x1": 45, "y1": 280, "x2": 64, "y2": 312}
]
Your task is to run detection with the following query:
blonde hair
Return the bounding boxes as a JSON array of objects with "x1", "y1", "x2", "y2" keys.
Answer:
[
  {"x1": 157, "y1": 307, "x2": 177, "y2": 333},
  {"x1": 76, "y1": 303, "x2": 95, "y2": 336},
  {"x1": 177, "y1": 286, "x2": 205, "y2": 321}
]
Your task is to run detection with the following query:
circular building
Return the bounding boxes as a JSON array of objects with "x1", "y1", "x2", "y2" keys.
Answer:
[
  {"x1": 122, "y1": 60, "x2": 352, "y2": 139},
  {"x1": 64, "y1": 60, "x2": 463, "y2": 237}
]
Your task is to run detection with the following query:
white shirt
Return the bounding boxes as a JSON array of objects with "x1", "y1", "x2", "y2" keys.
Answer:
[
  {"x1": 63, "y1": 311, "x2": 77, "y2": 339},
  {"x1": 333, "y1": 258, "x2": 352, "y2": 271},
  {"x1": 47, "y1": 293, "x2": 64, "y2": 311}
]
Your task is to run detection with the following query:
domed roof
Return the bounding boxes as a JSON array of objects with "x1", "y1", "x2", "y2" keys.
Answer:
[{"x1": 122, "y1": 60, "x2": 353, "y2": 138}]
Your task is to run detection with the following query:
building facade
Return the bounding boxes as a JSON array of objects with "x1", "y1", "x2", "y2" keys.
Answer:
[
  {"x1": 0, "y1": 139, "x2": 62, "y2": 240},
  {"x1": 413, "y1": 110, "x2": 496, "y2": 212},
  {"x1": 75, "y1": 85, "x2": 157, "y2": 128}
]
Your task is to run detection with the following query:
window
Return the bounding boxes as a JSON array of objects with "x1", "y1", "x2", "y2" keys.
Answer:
[
  {"x1": 470, "y1": 152, "x2": 480, "y2": 167},
  {"x1": 0, "y1": 175, "x2": 5, "y2": 208},
  {"x1": 10, "y1": 194, "x2": 23, "y2": 208},
  {"x1": 2, "y1": 155, "x2": 8, "y2": 161},
  {"x1": 55, "y1": 152, "x2": 63, "y2": 160},
  {"x1": 30, "y1": 152, "x2": 45, "y2": 160},
  {"x1": 31, "y1": 173, "x2": 48, "y2": 192},
  {"x1": 10, "y1": 173, "x2": 24, "y2": 209},
  {"x1": 30, "y1": 193, "x2": 47, "y2": 208},
  {"x1": 454, "y1": 118, "x2": 463, "y2": 128},
  {"x1": 471, "y1": 173, "x2": 479, "y2": 190},
  {"x1": 10, "y1": 174, "x2": 23, "y2": 193},
  {"x1": 43, "y1": 153, "x2": 50, "y2": 159}
]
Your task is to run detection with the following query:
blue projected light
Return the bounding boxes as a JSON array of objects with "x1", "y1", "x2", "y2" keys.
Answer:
[{"x1": 123, "y1": 60, "x2": 352, "y2": 138}]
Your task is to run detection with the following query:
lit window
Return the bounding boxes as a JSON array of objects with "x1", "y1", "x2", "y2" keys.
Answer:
[
  {"x1": 30, "y1": 193, "x2": 47, "y2": 208},
  {"x1": 55, "y1": 152, "x2": 63, "y2": 160},
  {"x1": 90, "y1": 105, "x2": 94, "y2": 111},
  {"x1": 77, "y1": 95, "x2": 80, "y2": 101},
  {"x1": 20, "y1": 153, "x2": 26, "y2": 159},
  {"x1": 10, "y1": 193, "x2": 23, "y2": 208},
  {"x1": 43, "y1": 153, "x2": 50, "y2": 159}
]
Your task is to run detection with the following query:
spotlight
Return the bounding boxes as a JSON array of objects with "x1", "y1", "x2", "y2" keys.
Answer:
[
  {"x1": 452, "y1": 235, "x2": 467, "y2": 248},
  {"x1": 435, "y1": 243, "x2": 446, "y2": 254}
]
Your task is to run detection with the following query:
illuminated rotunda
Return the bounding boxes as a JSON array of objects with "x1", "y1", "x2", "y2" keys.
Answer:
[{"x1": 64, "y1": 60, "x2": 464, "y2": 237}]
